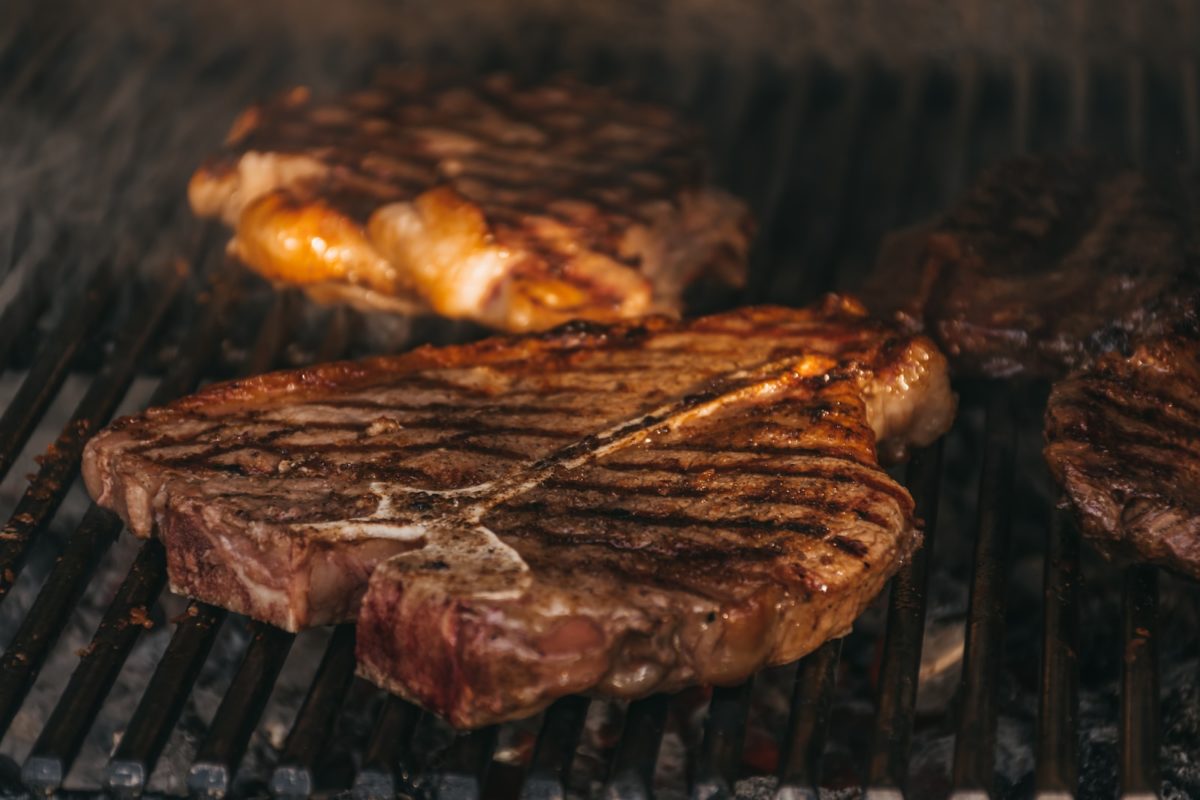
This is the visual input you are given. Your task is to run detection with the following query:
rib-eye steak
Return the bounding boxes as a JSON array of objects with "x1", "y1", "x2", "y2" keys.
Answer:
[
  {"x1": 189, "y1": 71, "x2": 752, "y2": 332},
  {"x1": 1045, "y1": 327, "x2": 1200, "y2": 580},
  {"x1": 81, "y1": 296, "x2": 956, "y2": 727},
  {"x1": 861, "y1": 154, "x2": 1196, "y2": 378}
]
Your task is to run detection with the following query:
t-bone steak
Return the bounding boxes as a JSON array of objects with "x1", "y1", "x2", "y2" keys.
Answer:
[{"x1": 82, "y1": 296, "x2": 956, "y2": 727}]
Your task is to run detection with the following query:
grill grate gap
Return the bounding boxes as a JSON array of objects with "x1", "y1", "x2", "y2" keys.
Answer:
[
  {"x1": 435, "y1": 725, "x2": 500, "y2": 800},
  {"x1": 268, "y1": 624, "x2": 358, "y2": 798},
  {"x1": 603, "y1": 694, "x2": 669, "y2": 800},
  {"x1": 0, "y1": 267, "x2": 115, "y2": 486},
  {"x1": 865, "y1": 440, "x2": 945, "y2": 798},
  {"x1": 187, "y1": 624, "x2": 296, "y2": 797},
  {"x1": 20, "y1": 539, "x2": 169, "y2": 793},
  {"x1": 691, "y1": 680, "x2": 753, "y2": 800},
  {"x1": 0, "y1": 270, "x2": 185, "y2": 739},
  {"x1": 1118, "y1": 567, "x2": 1159, "y2": 798},
  {"x1": 775, "y1": 638, "x2": 841, "y2": 798},
  {"x1": 107, "y1": 602, "x2": 224, "y2": 798},
  {"x1": 0, "y1": 270, "x2": 183, "y2": 607},
  {"x1": 354, "y1": 695, "x2": 422, "y2": 798},
  {"x1": 520, "y1": 695, "x2": 591, "y2": 800},
  {"x1": 1034, "y1": 510, "x2": 1081, "y2": 798},
  {"x1": 950, "y1": 391, "x2": 1018, "y2": 798}
]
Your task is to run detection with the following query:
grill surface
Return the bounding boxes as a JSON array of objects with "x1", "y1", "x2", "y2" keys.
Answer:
[{"x1": 2, "y1": 1, "x2": 1200, "y2": 798}]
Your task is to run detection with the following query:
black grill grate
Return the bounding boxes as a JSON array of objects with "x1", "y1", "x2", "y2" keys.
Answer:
[{"x1": 1, "y1": 2, "x2": 1199, "y2": 798}]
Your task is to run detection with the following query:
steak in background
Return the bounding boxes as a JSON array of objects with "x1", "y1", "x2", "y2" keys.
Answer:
[
  {"x1": 861, "y1": 154, "x2": 1196, "y2": 378},
  {"x1": 189, "y1": 70, "x2": 752, "y2": 332},
  {"x1": 81, "y1": 296, "x2": 955, "y2": 727},
  {"x1": 1045, "y1": 326, "x2": 1200, "y2": 581}
]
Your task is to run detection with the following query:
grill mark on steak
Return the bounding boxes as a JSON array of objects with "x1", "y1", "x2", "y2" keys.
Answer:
[
  {"x1": 502, "y1": 527, "x2": 792, "y2": 572},
  {"x1": 82, "y1": 298, "x2": 956, "y2": 728},
  {"x1": 497, "y1": 501, "x2": 834, "y2": 539},
  {"x1": 1069, "y1": 386, "x2": 1200, "y2": 457},
  {"x1": 591, "y1": 460, "x2": 916, "y2": 507},
  {"x1": 647, "y1": 443, "x2": 877, "y2": 465},
  {"x1": 534, "y1": 476, "x2": 896, "y2": 529},
  {"x1": 299, "y1": 399, "x2": 576, "y2": 416},
  {"x1": 1076, "y1": 379, "x2": 1200, "y2": 424},
  {"x1": 189, "y1": 72, "x2": 752, "y2": 332},
  {"x1": 1046, "y1": 328, "x2": 1200, "y2": 581},
  {"x1": 862, "y1": 154, "x2": 1199, "y2": 378},
  {"x1": 830, "y1": 535, "x2": 871, "y2": 557},
  {"x1": 540, "y1": 475, "x2": 710, "y2": 499}
]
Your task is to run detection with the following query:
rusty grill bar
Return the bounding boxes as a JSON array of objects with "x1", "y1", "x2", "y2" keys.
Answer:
[{"x1": 1, "y1": 3, "x2": 1198, "y2": 798}]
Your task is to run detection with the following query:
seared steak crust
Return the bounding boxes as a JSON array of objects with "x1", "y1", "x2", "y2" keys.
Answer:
[
  {"x1": 82, "y1": 296, "x2": 955, "y2": 726},
  {"x1": 189, "y1": 71, "x2": 751, "y2": 332},
  {"x1": 863, "y1": 154, "x2": 1195, "y2": 378},
  {"x1": 1045, "y1": 330, "x2": 1200, "y2": 580}
]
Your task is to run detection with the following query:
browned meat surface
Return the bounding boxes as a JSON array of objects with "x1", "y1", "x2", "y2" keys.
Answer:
[
  {"x1": 862, "y1": 154, "x2": 1196, "y2": 378},
  {"x1": 1045, "y1": 329, "x2": 1200, "y2": 580},
  {"x1": 189, "y1": 71, "x2": 752, "y2": 332},
  {"x1": 81, "y1": 296, "x2": 956, "y2": 727}
]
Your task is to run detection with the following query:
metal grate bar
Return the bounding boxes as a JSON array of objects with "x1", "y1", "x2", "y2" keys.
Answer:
[
  {"x1": 739, "y1": 64, "x2": 812, "y2": 304},
  {"x1": 175, "y1": 291, "x2": 324, "y2": 796},
  {"x1": 154, "y1": 289, "x2": 302, "y2": 800},
  {"x1": 1181, "y1": 0, "x2": 1200, "y2": 163},
  {"x1": 432, "y1": 726, "x2": 499, "y2": 800},
  {"x1": 603, "y1": 694, "x2": 669, "y2": 800},
  {"x1": 106, "y1": 603, "x2": 224, "y2": 798},
  {"x1": 0, "y1": 505, "x2": 124, "y2": 738},
  {"x1": 190, "y1": 293, "x2": 344, "y2": 798},
  {"x1": 1034, "y1": 511, "x2": 1080, "y2": 799},
  {"x1": 519, "y1": 695, "x2": 591, "y2": 800},
  {"x1": 1125, "y1": 5, "x2": 1147, "y2": 166},
  {"x1": 0, "y1": 269, "x2": 184, "y2": 605},
  {"x1": 0, "y1": 256, "x2": 52, "y2": 372},
  {"x1": 945, "y1": 55, "x2": 982, "y2": 199},
  {"x1": 691, "y1": 681, "x2": 753, "y2": 800},
  {"x1": 21, "y1": 539, "x2": 169, "y2": 792},
  {"x1": 0, "y1": 266, "x2": 114, "y2": 485},
  {"x1": 0, "y1": 263, "x2": 228, "y2": 792},
  {"x1": 353, "y1": 696, "x2": 422, "y2": 799},
  {"x1": 0, "y1": 20, "x2": 77, "y2": 104},
  {"x1": 0, "y1": 2, "x2": 33, "y2": 77},
  {"x1": 775, "y1": 638, "x2": 841, "y2": 799},
  {"x1": 137, "y1": 259, "x2": 235, "y2": 409},
  {"x1": 791, "y1": 66, "x2": 872, "y2": 302},
  {"x1": 313, "y1": 307, "x2": 354, "y2": 364},
  {"x1": 1011, "y1": 56, "x2": 1033, "y2": 154},
  {"x1": 187, "y1": 625, "x2": 296, "y2": 797},
  {"x1": 951, "y1": 391, "x2": 1018, "y2": 798},
  {"x1": 269, "y1": 625, "x2": 358, "y2": 798},
  {"x1": 13, "y1": 281, "x2": 277, "y2": 795},
  {"x1": 99, "y1": 274, "x2": 243, "y2": 797},
  {"x1": 865, "y1": 440, "x2": 945, "y2": 798},
  {"x1": 245, "y1": 290, "x2": 300, "y2": 376},
  {"x1": 877, "y1": 68, "x2": 928, "y2": 233},
  {"x1": 751, "y1": 66, "x2": 811, "y2": 241},
  {"x1": 1182, "y1": 57, "x2": 1200, "y2": 163},
  {"x1": 1119, "y1": 567, "x2": 1159, "y2": 799},
  {"x1": 1067, "y1": 0, "x2": 1091, "y2": 146}
]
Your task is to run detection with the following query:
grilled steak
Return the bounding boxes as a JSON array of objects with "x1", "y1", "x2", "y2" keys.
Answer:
[
  {"x1": 862, "y1": 154, "x2": 1196, "y2": 377},
  {"x1": 189, "y1": 71, "x2": 752, "y2": 332},
  {"x1": 81, "y1": 296, "x2": 956, "y2": 726},
  {"x1": 1045, "y1": 327, "x2": 1200, "y2": 580}
]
